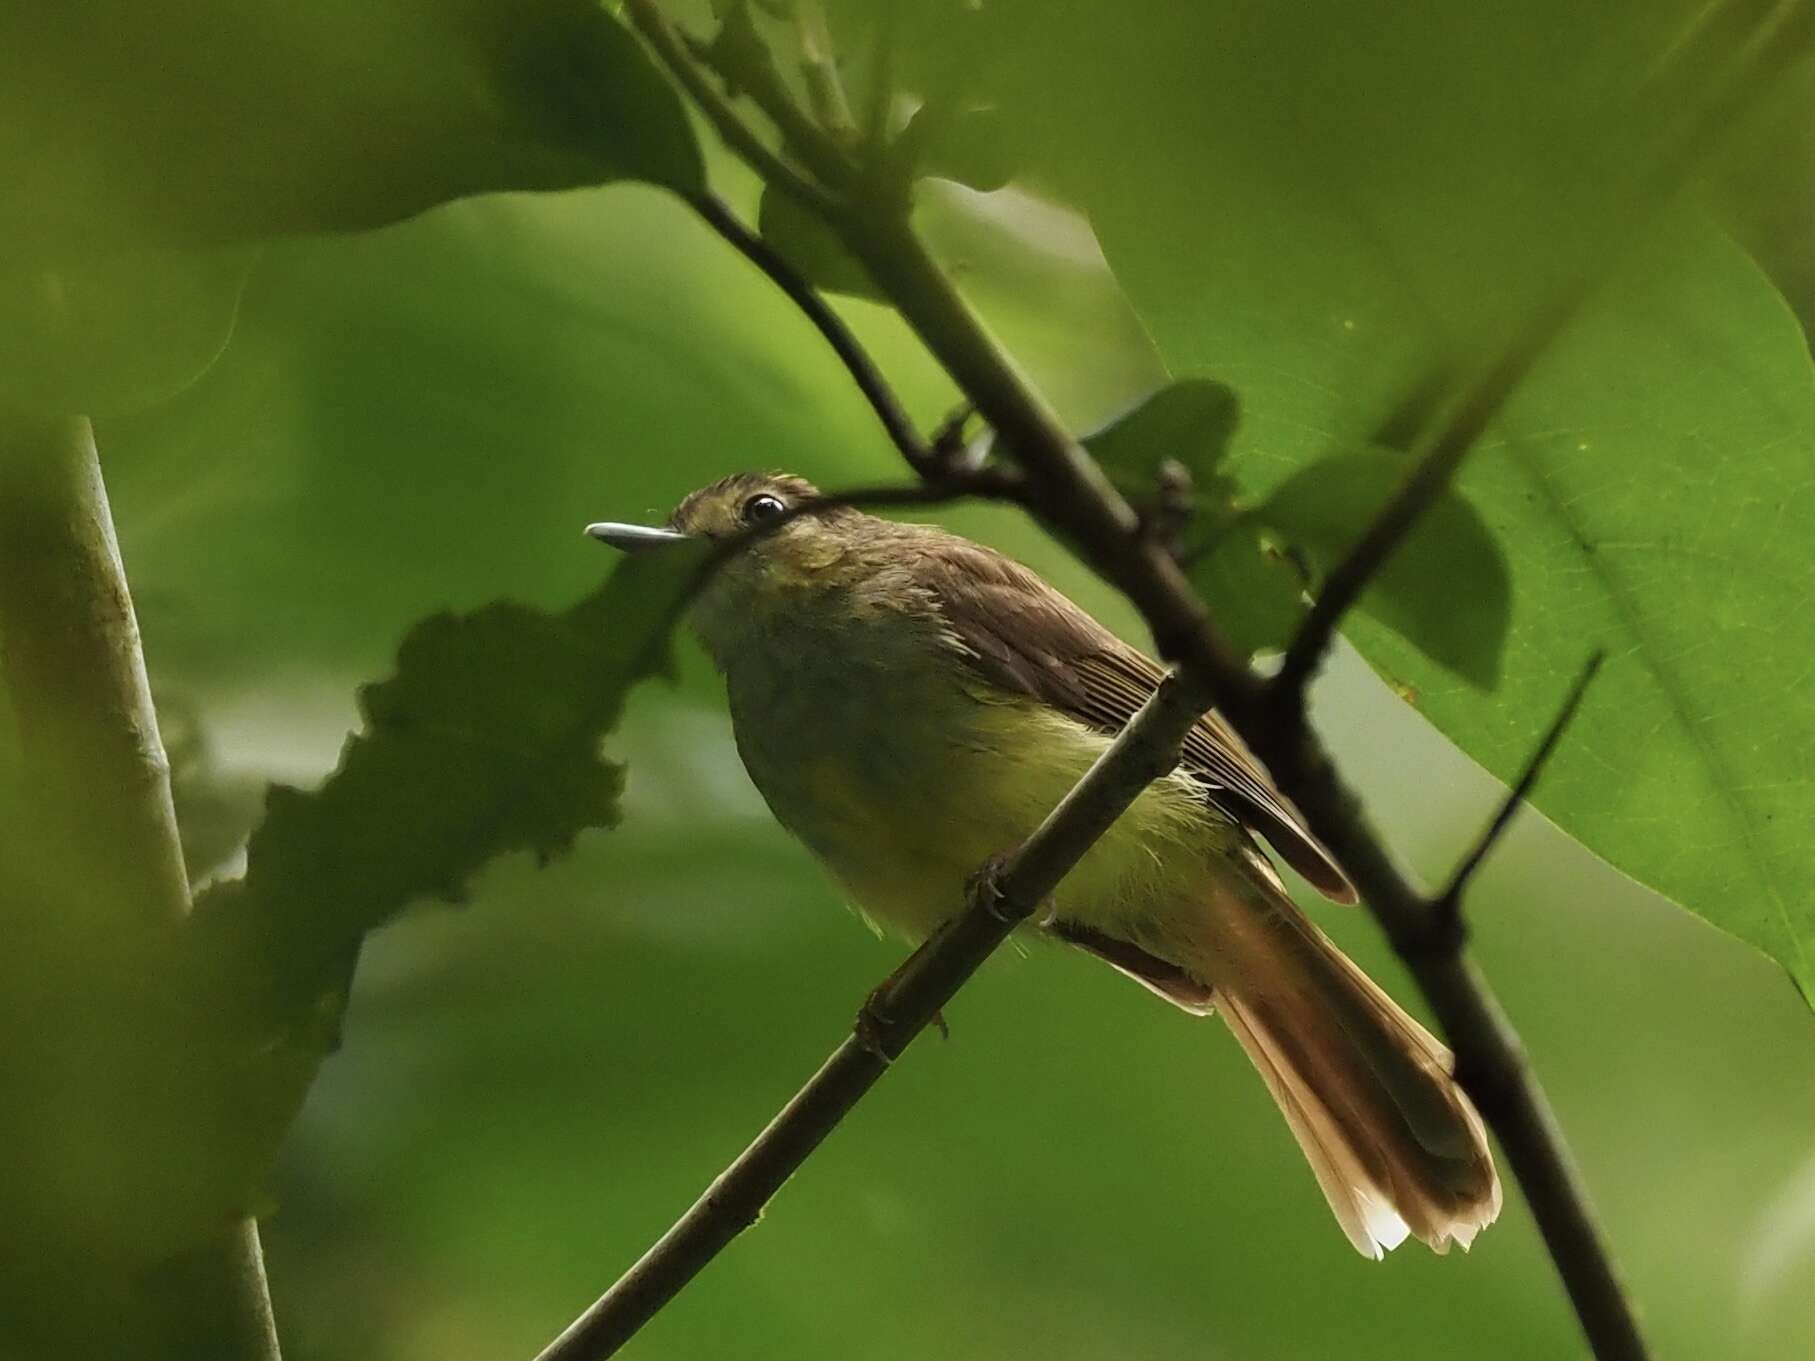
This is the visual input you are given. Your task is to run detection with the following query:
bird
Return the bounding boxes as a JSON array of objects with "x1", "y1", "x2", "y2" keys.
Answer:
[{"x1": 587, "y1": 471, "x2": 1501, "y2": 1258}]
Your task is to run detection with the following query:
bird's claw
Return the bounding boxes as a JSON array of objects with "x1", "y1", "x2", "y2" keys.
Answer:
[{"x1": 966, "y1": 850, "x2": 1019, "y2": 924}]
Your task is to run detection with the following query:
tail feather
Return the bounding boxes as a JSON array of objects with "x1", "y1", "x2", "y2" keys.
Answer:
[{"x1": 1194, "y1": 875, "x2": 1501, "y2": 1257}]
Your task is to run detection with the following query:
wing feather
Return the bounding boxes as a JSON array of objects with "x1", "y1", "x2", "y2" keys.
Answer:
[{"x1": 919, "y1": 535, "x2": 1356, "y2": 904}]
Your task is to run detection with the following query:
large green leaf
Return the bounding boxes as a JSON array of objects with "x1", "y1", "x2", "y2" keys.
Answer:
[
  {"x1": 1104, "y1": 218, "x2": 1815, "y2": 1003},
  {"x1": 0, "y1": 0, "x2": 701, "y2": 418},
  {"x1": 0, "y1": 0, "x2": 700, "y2": 264}
]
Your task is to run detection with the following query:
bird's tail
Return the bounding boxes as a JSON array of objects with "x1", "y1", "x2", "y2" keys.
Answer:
[{"x1": 1185, "y1": 872, "x2": 1502, "y2": 1257}]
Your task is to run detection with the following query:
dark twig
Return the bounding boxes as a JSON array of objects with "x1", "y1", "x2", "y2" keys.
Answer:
[
  {"x1": 1437, "y1": 652, "x2": 1607, "y2": 915},
  {"x1": 532, "y1": 675, "x2": 1208, "y2": 1361},
  {"x1": 625, "y1": 0, "x2": 836, "y2": 218},
  {"x1": 1271, "y1": 335, "x2": 1559, "y2": 697},
  {"x1": 684, "y1": 192, "x2": 935, "y2": 471},
  {"x1": 682, "y1": 6, "x2": 858, "y2": 191}
]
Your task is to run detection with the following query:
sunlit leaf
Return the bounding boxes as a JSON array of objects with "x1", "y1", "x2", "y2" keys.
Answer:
[{"x1": 1104, "y1": 212, "x2": 1815, "y2": 1003}]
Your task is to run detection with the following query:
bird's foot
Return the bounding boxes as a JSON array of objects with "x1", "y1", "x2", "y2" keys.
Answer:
[
  {"x1": 966, "y1": 850, "x2": 1020, "y2": 924},
  {"x1": 854, "y1": 978, "x2": 900, "y2": 1062}
]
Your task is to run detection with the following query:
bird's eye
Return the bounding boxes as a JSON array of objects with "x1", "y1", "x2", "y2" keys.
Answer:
[{"x1": 741, "y1": 492, "x2": 788, "y2": 526}]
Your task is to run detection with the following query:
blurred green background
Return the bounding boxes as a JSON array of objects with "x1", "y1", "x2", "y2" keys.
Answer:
[{"x1": 94, "y1": 169, "x2": 1815, "y2": 1360}]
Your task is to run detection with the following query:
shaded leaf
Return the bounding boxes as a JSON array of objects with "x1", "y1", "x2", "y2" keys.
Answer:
[
  {"x1": 162, "y1": 541, "x2": 712, "y2": 1248},
  {"x1": 1100, "y1": 200, "x2": 1815, "y2": 1003},
  {"x1": 1257, "y1": 452, "x2": 1511, "y2": 687},
  {"x1": 0, "y1": 247, "x2": 253, "y2": 418},
  {"x1": 918, "y1": 106, "x2": 1021, "y2": 193},
  {"x1": 0, "y1": 0, "x2": 701, "y2": 267},
  {"x1": 1080, "y1": 379, "x2": 1302, "y2": 658},
  {"x1": 192, "y1": 539, "x2": 713, "y2": 1015},
  {"x1": 758, "y1": 183, "x2": 883, "y2": 302},
  {"x1": 1184, "y1": 523, "x2": 1307, "y2": 662},
  {"x1": 1080, "y1": 378, "x2": 1240, "y2": 504},
  {"x1": 946, "y1": 0, "x2": 1815, "y2": 1000}
]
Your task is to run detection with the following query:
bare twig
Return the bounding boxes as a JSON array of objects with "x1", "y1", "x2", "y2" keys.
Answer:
[
  {"x1": 1437, "y1": 652, "x2": 1607, "y2": 914},
  {"x1": 683, "y1": 191, "x2": 934, "y2": 471},
  {"x1": 625, "y1": 0, "x2": 835, "y2": 218},
  {"x1": 532, "y1": 674, "x2": 1208, "y2": 1361},
  {"x1": 1271, "y1": 343, "x2": 1551, "y2": 696}
]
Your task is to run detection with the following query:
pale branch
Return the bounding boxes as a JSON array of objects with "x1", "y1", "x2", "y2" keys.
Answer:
[
  {"x1": 532, "y1": 673, "x2": 1209, "y2": 1361},
  {"x1": 682, "y1": 191, "x2": 936, "y2": 472},
  {"x1": 0, "y1": 415, "x2": 281, "y2": 1361},
  {"x1": 1437, "y1": 652, "x2": 1607, "y2": 914}
]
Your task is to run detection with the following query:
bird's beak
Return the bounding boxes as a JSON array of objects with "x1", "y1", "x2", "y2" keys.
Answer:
[{"x1": 584, "y1": 521, "x2": 693, "y2": 553}]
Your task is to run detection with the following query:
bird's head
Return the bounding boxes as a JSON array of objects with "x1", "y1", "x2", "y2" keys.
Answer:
[{"x1": 586, "y1": 472, "x2": 868, "y2": 664}]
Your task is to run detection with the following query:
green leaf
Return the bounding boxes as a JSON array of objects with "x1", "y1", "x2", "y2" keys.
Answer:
[
  {"x1": 1080, "y1": 379, "x2": 1240, "y2": 503},
  {"x1": 167, "y1": 541, "x2": 712, "y2": 1244},
  {"x1": 192, "y1": 540, "x2": 712, "y2": 1014},
  {"x1": 1184, "y1": 522, "x2": 1307, "y2": 663},
  {"x1": 917, "y1": 106, "x2": 1021, "y2": 193},
  {"x1": 938, "y1": 0, "x2": 1814, "y2": 999},
  {"x1": 1101, "y1": 214, "x2": 1815, "y2": 1003},
  {"x1": 758, "y1": 183, "x2": 883, "y2": 302},
  {"x1": 0, "y1": 0, "x2": 701, "y2": 266},
  {"x1": 1256, "y1": 451, "x2": 1511, "y2": 687},
  {"x1": 1078, "y1": 379, "x2": 1302, "y2": 659},
  {"x1": 0, "y1": 247, "x2": 254, "y2": 417}
]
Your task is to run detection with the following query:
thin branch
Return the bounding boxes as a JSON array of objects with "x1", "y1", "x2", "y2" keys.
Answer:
[
  {"x1": 1437, "y1": 652, "x2": 1606, "y2": 913},
  {"x1": 624, "y1": 0, "x2": 836, "y2": 219},
  {"x1": 683, "y1": 191, "x2": 935, "y2": 471},
  {"x1": 532, "y1": 673, "x2": 1209, "y2": 1361},
  {"x1": 683, "y1": 4, "x2": 858, "y2": 192},
  {"x1": 1271, "y1": 343, "x2": 1544, "y2": 695}
]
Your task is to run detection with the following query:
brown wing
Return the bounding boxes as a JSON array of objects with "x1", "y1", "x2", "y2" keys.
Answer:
[{"x1": 918, "y1": 534, "x2": 1357, "y2": 904}]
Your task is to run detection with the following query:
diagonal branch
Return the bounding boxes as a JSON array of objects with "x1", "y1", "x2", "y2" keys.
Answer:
[
  {"x1": 682, "y1": 191, "x2": 937, "y2": 472},
  {"x1": 1437, "y1": 652, "x2": 1607, "y2": 914},
  {"x1": 1271, "y1": 339, "x2": 1556, "y2": 696},
  {"x1": 626, "y1": 0, "x2": 835, "y2": 217},
  {"x1": 531, "y1": 673, "x2": 1208, "y2": 1361}
]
